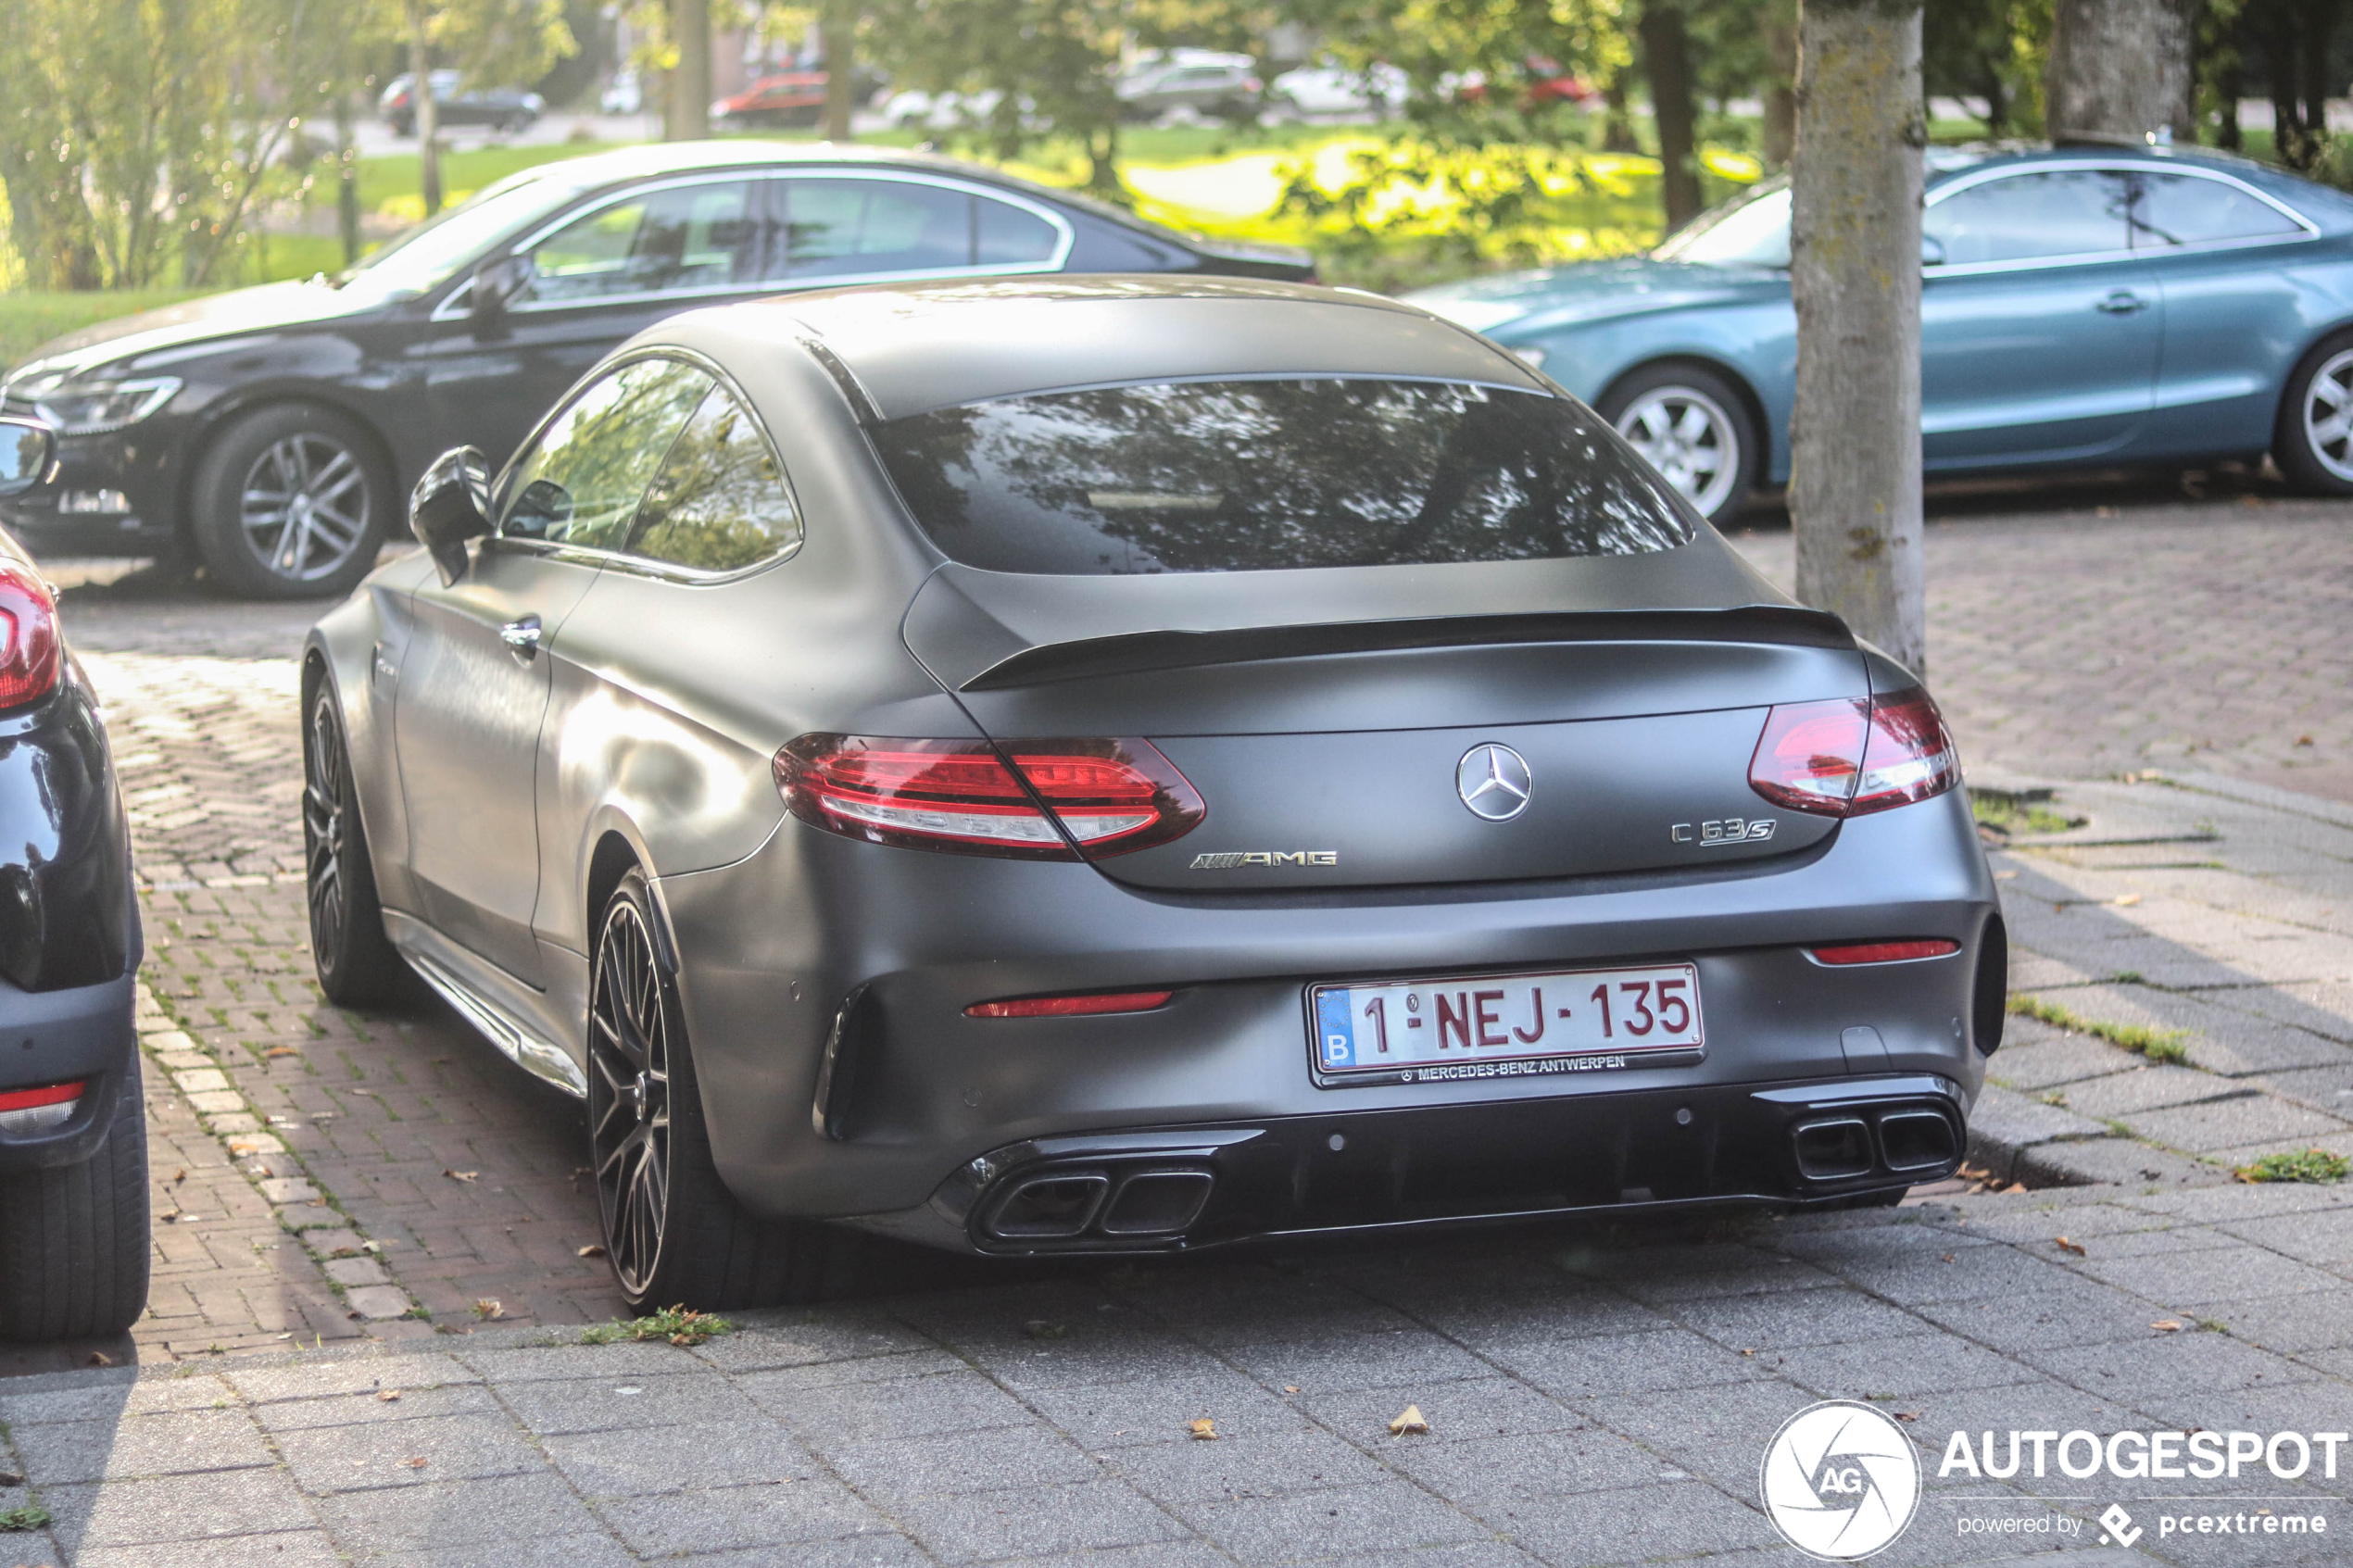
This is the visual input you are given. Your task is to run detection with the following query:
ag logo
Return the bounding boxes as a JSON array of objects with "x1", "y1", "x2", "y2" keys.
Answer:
[{"x1": 1758, "y1": 1400, "x2": 1920, "y2": 1560}]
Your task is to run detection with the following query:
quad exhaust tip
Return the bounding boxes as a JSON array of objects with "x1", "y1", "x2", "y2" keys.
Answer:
[
  {"x1": 1792, "y1": 1104, "x2": 1958, "y2": 1183},
  {"x1": 981, "y1": 1163, "x2": 1215, "y2": 1243}
]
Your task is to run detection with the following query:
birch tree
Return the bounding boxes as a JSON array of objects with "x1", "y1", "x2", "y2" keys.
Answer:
[{"x1": 1788, "y1": 0, "x2": 1926, "y2": 673}]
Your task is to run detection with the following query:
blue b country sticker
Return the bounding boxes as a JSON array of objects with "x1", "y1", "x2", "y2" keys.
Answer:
[{"x1": 1315, "y1": 989, "x2": 1355, "y2": 1068}]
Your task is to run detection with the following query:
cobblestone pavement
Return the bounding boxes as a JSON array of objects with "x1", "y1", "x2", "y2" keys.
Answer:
[
  {"x1": 0, "y1": 484, "x2": 2347, "y2": 1560},
  {"x1": 3, "y1": 1183, "x2": 2351, "y2": 1566}
]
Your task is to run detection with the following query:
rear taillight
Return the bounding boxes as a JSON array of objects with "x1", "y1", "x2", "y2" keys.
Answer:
[
  {"x1": 1749, "y1": 687, "x2": 1957, "y2": 818},
  {"x1": 0, "y1": 561, "x2": 59, "y2": 711},
  {"x1": 1808, "y1": 939, "x2": 1959, "y2": 966},
  {"x1": 965, "y1": 990, "x2": 1175, "y2": 1018},
  {"x1": 774, "y1": 735, "x2": 1203, "y2": 859},
  {"x1": 0, "y1": 1078, "x2": 82, "y2": 1135}
]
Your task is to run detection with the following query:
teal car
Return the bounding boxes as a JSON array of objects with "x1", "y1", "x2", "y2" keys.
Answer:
[{"x1": 1406, "y1": 144, "x2": 2353, "y2": 524}]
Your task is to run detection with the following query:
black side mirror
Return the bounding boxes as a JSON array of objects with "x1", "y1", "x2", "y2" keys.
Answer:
[
  {"x1": 410, "y1": 446, "x2": 492, "y2": 585},
  {"x1": 0, "y1": 418, "x2": 57, "y2": 498},
  {"x1": 469, "y1": 255, "x2": 534, "y2": 339}
]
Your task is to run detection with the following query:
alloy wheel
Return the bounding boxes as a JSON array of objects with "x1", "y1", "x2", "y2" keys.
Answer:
[
  {"x1": 2301, "y1": 348, "x2": 2353, "y2": 483},
  {"x1": 589, "y1": 897, "x2": 673, "y2": 1297},
  {"x1": 1614, "y1": 385, "x2": 1742, "y2": 518},
  {"x1": 239, "y1": 433, "x2": 371, "y2": 584},
  {"x1": 302, "y1": 693, "x2": 348, "y2": 975}
]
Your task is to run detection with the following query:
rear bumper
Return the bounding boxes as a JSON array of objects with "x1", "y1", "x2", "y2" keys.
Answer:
[
  {"x1": 0, "y1": 970, "x2": 138, "y2": 1171},
  {"x1": 656, "y1": 784, "x2": 1999, "y2": 1239},
  {"x1": 855, "y1": 1072, "x2": 1961, "y2": 1255}
]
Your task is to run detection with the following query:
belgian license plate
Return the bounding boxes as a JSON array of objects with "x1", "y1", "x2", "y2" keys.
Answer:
[{"x1": 1310, "y1": 963, "x2": 1703, "y2": 1084}]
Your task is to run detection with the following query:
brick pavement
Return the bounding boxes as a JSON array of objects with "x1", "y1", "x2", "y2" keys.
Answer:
[{"x1": 1, "y1": 1181, "x2": 2350, "y2": 1566}]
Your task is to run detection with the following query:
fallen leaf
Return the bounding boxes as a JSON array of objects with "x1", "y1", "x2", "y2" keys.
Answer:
[
  {"x1": 0, "y1": 1467, "x2": 20, "y2": 1486},
  {"x1": 443, "y1": 1170, "x2": 479, "y2": 1183},
  {"x1": 472, "y1": 1299, "x2": 504, "y2": 1321},
  {"x1": 378, "y1": 1389, "x2": 402, "y2": 1402},
  {"x1": 86, "y1": 1351, "x2": 112, "y2": 1368},
  {"x1": 1188, "y1": 1418, "x2": 1218, "y2": 1441},
  {"x1": 400, "y1": 1457, "x2": 427, "y2": 1469},
  {"x1": 1894, "y1": 1411, "x2": 1921, "y2": 1423},
  {"x1": 1282, "y1": 1385, "x2": 1300, "y2": 1394},
  {"x1": 2152, "y1": 1320, "x2": 2183, "y2": 1333},
  {"x1": 2001, "y1": 1182, "x2": 2028, "y2": 1194},
  {"x1": 1941, "y1": 1253, "x2": 1956, "y2": 1263},
  {"x1": 1740, "y1": 1348, "x2": 1755, "y2": 1357},
  {"x1": 171, "y1": 1168, "x2": 186, "y2": 1184},
  {"x1": 360, "y1": 1240, "x2": 384, "y2": 1254},
  {"x1": 577, "y1": 1244, "x2": 607, "y2": 1259},
  {"x1": 2110, "y1": 893, "x2": 2142, "y2": 908},
  {"x1": 1389, "y1": 1404, "x2": 1431, "y2": 1436},
  {"x1": 263, "y1": 1047, "x2": 300, "y2": 1060},
  {"x1": 2296, "y1": 734, "x2": 2316, "y2": 746},
  {"x1": 2055, "y1": 1236, "x2": 2086, "y2": 1256}
]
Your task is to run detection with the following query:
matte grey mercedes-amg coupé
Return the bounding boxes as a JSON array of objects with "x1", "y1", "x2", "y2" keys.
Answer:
[{"x1": 306, "y1": 277, "x2": 2003, "y2": 1311}]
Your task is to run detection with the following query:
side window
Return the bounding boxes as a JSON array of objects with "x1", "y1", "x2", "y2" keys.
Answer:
[
  {"x1": 518, "y1": 180, "x2": 760, "y2": 304},
  {"x1": 2130, "y1": 172, "x2": 2303, "y2": 248},
  {"x1": 625, "y1": 386, "x2": 804, "y2": 572},
  {"x1": 976, "y1": 196, "x2": 1061, "y2": 265},
  {"x1": 780, "y1": 179, "x2": 974, "y2": 279},
  {"x1": 1924, "y1": 170, "x2": 2133, "y2": 266},
  {"x1": 498, "y1": 358, "x2": 713, "y2": 549}
]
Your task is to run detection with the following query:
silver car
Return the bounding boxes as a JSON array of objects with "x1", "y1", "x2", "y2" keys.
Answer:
[{"x1": 307, "y1": 278, "x2": 2001, "y2": 1311}]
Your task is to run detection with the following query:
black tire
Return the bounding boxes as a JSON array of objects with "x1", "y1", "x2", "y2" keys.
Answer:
[
  {"x1": 588, "y1": 868, "x2": 829, "y2": 1311},
  {"x1": 1597, "y1": 361, "x2": 1761, "y2": 528},
  {"x1": 304, "y1": 681, "x2": 409, "y2": 1008},
  {"x1": 0, "y1": 1067, "x2": 152, "y2": 1340},
  {"x1": 2272, "y1": 330, "x2": 2353, "y2": 495},
  {"x1": 188, "y1": 403, "x2": 393, "y2": 600}
]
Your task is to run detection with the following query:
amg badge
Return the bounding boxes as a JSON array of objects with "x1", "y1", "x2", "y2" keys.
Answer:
[
  {"x1": 1190, "y1": 850, "x2": 1339, "y2": 869},
  {"x1": 1672, "y1": 817, "x2": 1776, "y2": 847}
]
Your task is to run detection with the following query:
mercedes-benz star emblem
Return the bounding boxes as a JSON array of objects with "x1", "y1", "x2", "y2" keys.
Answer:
[{"x1": 1456, "y1": 744, "x2": 1533, "y2": 822}]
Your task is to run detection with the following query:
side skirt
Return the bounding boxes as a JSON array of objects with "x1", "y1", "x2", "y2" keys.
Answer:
[{"x1": 384, "y1": 910, "x2": 587, "y2": 1098}]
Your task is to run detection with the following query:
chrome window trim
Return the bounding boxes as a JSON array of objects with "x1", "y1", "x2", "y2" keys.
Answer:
[
  {"x1": 432, "y1": 167, "x2": 1075, "y2": 322},
  {"x1": 488, "y1": 344, "x2": 805, "y2": 583},
  {"x1": 1922, "y1": 159, "x2": 2320, "y2": 279}
]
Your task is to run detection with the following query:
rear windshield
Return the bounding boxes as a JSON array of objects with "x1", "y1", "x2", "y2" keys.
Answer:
[{"x1": 868, "y1": 377, "x2": 1694, "y2": 575}]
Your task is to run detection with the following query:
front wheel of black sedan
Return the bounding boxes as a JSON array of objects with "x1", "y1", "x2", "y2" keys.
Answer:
[
  {"x1": 190, "y1": 404, "x2": 393, "y2": 600},
  {"x1": 589, "y1": 869, "x2": 818, "y2": 1312},
  {"x1": 304, "y1": 684, "x2": 409, "y2": 1007},
  {"x1": 2274, "y1": 332, "x2": 2353, "y2": 495}
]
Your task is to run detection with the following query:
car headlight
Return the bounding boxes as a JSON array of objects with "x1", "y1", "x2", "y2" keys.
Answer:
[{"x1": 31, "y1": 377, "x2": 182, "y2": 436}]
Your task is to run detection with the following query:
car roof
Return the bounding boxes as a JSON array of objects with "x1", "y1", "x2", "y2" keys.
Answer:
[
  {"x1": 691, "y1": 277, "x2": 1547, "y2": 421},
  {"x1": 1919, "y1": 140, "x2": 2353, "y2": 224}
]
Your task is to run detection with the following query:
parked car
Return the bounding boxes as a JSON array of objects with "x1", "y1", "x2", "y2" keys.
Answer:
[
  {"x1": 1407, "y1": 144, "x2": 2353, "y2": 524},
  {"x1": 711, "y1": 71, "x2": 827, "y2": 130},
  {"x1": 882, "y1": 88, "x2": 1037, "y2": 134},
  {"x1": 381, "y1": 70, "x2": 545, "y2": 137},
  {"x1": 1448, "y1": 56, "x2": 1599, "y2": 112},
  {"x1": 307, "y1": 277, "x2": 1996, "y2": 1310},
  {"x1": 1117, "y1": 49, "x2": 1262, "y2": 122},
  {"x1": 1267, "y1": 60, "x2": 1409, "y2": 120},
  {"x1": 0, "y1": 143, "x2": 1314, "y2": 600},
  {"x1": 0, "y1": 416, "x2": 147, "y2": 1342}
]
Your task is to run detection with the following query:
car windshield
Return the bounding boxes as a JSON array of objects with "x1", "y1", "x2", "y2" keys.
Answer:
[
  {"x1": 330, "y1": 172, "x2": 587, "y2": 301},
  {"x1": 1655, "y1": 181, "x2": 1791, "y2": 269},
  {"x1": 869, "y1": 376, "x2": 1694, "y2": 575}
]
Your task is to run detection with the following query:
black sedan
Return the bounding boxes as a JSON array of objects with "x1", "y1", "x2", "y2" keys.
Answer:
[
  {"x1": 0, "y1": 418, "x2": 148, "y2": 1342},
  {"x1": 308, "y1": 278, "x2": 1998, "y2": 1311},
  {"x1": 381, "y1": 70, "x2": 545, "y2": 137},
  {"x1": 0, "y1": 144, "x2": 1315, "y2": 600}
]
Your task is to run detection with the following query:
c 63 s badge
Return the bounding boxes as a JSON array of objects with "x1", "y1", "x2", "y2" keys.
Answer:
[
  {"x1": 1673, "y1": 817, "x2": 1776, "y2": 847},
  {"x1": 1191, "y1": 850, "x2": 1339, "y2": 869}
]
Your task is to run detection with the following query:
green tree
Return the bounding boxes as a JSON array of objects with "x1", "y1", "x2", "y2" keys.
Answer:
[{"x1": 403, "y1": 0, "x2": 576, "y2": 212}]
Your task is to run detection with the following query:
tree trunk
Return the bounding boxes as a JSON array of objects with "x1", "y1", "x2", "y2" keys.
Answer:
[
  {"x1": 1640, "y1": 3, "x2": 1703, "y2": 230},
  {"x1": 668, "y1": 0, "x2": 710, "y2": 140},
  {"x1": 2045, "y1": 0, "x2": 2197, "y2": 143},
  {"x1": 1791, "y1": 0, "x2": 1927, "y2": 675},
  {"x1": 2264, "y1": 6, "x2": 2314, "y2": 168},
  {"x1": 821, "y1": 0, "x2": 856, "y2": 141},
  {"x1": 335, "y1": 95, "x2": 361, "y2": 267},
  {"x1": 1762, "y1": 6, "x2": 1799, "y2": 168},
  {"x1": 1601, "y1": 68, "x2": 1642, "y2": 152},
  {"x1": 406, "y1": 0, "x2": 441, "y2": 216}
]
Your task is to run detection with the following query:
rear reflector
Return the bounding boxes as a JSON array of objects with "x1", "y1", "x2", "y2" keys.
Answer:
[
  {"x1": 0, "y1": 1078, "x2": 82, "y2": 1135},
  {"x1": 1808, "y1": 939, "x2": 1960, "y2": 966},
  {"x1": 966, "y1": 991, "x2": 1175, "y2": 1018},
  {"x1": 775, "y1": 735, "x2": 1203, "y2": 859},
  {"x1": 1749, "y1": 687, "x2": 1957, "y2": 818}
]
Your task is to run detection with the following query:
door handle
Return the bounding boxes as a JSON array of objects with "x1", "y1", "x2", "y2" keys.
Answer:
[
  {"x1": 499, "y1": 615, "x2": 543, "y2": 657},
  {"x1": 2096, "y1": 290, "x2": 2147, "y2": 315}
]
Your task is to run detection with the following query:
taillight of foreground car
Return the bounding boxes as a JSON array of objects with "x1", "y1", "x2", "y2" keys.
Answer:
[
  {"x1": 774, "y1": 735, "x2": 1204, "y2": 859},
  {"x1": 0, "y1": 1079, "x2": 82, "y2": 1135},
  {"x1": 1748, "y1": 687, "x2": 1957, "y2": 817},
  {"x1": 0, "y1": 560, "x2": 60, "y2": 710}
]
